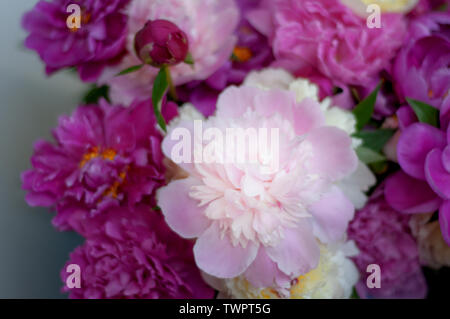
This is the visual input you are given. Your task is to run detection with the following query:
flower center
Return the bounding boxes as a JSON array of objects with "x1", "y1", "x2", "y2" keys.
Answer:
[
  {"x1": 103, "y1": 170, "x2": 128, "y2": 199},
  {"x1": 79, "y1": 146, "x2": 117, "y2": 167},
  {"x1": 233, "y1": 46, "x2": 253, "y2": 63},
  {"x1": 69, "y1": 9, "x2": 92, "y2": 33}
]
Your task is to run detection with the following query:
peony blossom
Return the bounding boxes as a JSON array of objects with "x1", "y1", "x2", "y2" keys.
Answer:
[
  {"x1": 157, "y1": 69, "x2": 361, "y2": 288},
  {"x1": 22, "y1": 99, "x2": 177, "y2": 233},
  {"x1": 210, "y1": 240, "x2": 359, "y2": 299},
  {"x1": 386, "y1": 123, "x2": 450, "y2": 246},
  {"x1": 61, "y1": 205, "x2": 215, "y2": 299},
  {"x1": 247, "y1": 0, "x2": 406, "y2": 89},
  {"x1": 22, "y1": 0, "x2": 130, "y2": 81},
  {"x1": 349, "y1": 184, "x2": 427, "y2": 299},
  {"x1": 243, "y1": 69, "x2": 376, "y2": 210},
  {"x1": 101, "y1": 0, "x2": 240, "y2": 105},
  {"x1": 392, "y1": 12, "x2": 450, "y2": 125}
]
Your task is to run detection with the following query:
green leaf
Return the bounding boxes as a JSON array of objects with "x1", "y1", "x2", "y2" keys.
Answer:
[
  {"x1": 152, "y1": 67, "x2": 169, "y2": 132},
  {"x1": 356, "y1": 146, "x2": 386, "y2": 164},
  {"x1": 116, "y1": 64, "x2": 143, "y2": 76},
  {"x1": 353, "y1": 129, "x2": 395, "y2": 153},
  {"x1": 184, "y1": 52, "x2": 194, "y2": 65},
  {"x1": 82, "y1": 85, "x2": 110, "y2": 104},
  {"x1": 406, "y1": 98, "x2": 439, "y2": 127},
  {"x1": 352, "y1": 82, "x2": 382, "y2": 131},
  {"x1": 350, "y1": 287, "x2": 360, "y2": 299},
  {"x1": 370, "y1": 161, "x2": 389, "y2": 175}
]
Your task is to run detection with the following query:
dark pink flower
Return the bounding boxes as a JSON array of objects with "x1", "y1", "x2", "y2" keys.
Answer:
[
  {"x1": 134, "y1": 19, "x2": 189, "y2": 67},
  {"x1": 349, "y1": 185, "x2": 427, "y2": 299},
  {"x1": 392, "y1": 12, "x2": 450, "y2": 119},
  {"x1": 22, "y1": 0, "x2": 129, "y2": 81},
  {"x1": 386, "y1": 124, "x2": 450, "y2": 246},
  {"x1": 22, "y1": 99, "x2": 178, "y2": 233},
  {"x1": 61, "y1": 205, "x2": 215, "y2": 299}
]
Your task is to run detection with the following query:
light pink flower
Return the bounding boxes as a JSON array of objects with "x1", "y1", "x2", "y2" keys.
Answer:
[
  {"x1": 157, "y1": 81, "x2": 358, "y2": 288},
  {"x1": 101, "y1": 0, "x2": 239, "y2": 105}
]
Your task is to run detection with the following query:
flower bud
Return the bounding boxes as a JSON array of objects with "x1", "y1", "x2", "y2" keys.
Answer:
[{"x1": 134, "y1": 19, "x2": 189, "y2": 67}]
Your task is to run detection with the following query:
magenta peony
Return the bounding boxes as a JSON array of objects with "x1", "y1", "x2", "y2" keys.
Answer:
[
  {"x1": 349, "y1": 184, "x2": 427, "y2": 299},
  {"x1": 22, "y1": 0, "x2": 130, "y2": 81},
  {"x1": 22, "y1": 99, "x2": 177, "y2": 232},
  {"x1": 61, "y1": 205, "x2": 215, "y2": 299}
]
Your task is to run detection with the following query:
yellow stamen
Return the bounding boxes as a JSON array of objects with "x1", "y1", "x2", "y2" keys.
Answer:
[
  {"x1": 79, "y1": 146, "x2": 100, "y2": 167},
  {"x1": 102, "y1": 149, "x2": 117, "y2": 161},
  {"x1": 103, "y1": 167, "x2": 129, "y2": 199},
  {"x1": 79, "y1": 147, "x2": 117, "y2": 168}
]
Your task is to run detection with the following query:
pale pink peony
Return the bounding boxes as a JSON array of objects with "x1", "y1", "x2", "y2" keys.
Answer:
[
  {"x1": 157, "y1": 79, "x2": 359, "y2": 288},
  {"x1": 101, "y1": 0, "x2": 240, "y2": 105}
]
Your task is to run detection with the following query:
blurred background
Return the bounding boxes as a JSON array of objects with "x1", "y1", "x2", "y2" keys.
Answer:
[{"x1": 0, "y1": 1, "x2": 86, "y2": 298}]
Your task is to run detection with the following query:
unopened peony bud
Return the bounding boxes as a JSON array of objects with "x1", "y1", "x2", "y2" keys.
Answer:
[{"x1": 134, "y1": 19, "x2": 189, "y2": 67}]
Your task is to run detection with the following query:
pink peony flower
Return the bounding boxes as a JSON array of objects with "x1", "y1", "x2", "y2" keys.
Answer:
[
  {"x1": 348, "y1": 184, "x2": 427, "y2": 299},
  {"x1": 101, "y1": 0, "x2": 240, "y2": 105},
  {"x1": 22, "y1": 99, "x2": 177, "y2": 233},
  {"x1": 22, "y1": 0, "x2": 130, "y2": 82},
  {"x1": 157, "y1": 80, "x2": 358, "y2": 288},
  {"x1": 392, "y1": 12, "x2": 450, "y2": 122},
  {"x1": 247, "y1": 0, "x2": 406, "y2": 88},
  {"x1": 61, "y1": 205, "x2": 215, "y2": 299}
]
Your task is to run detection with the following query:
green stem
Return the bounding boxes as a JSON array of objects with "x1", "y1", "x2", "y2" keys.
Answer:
[{"x1": 164, "y1": 66, "x2": 178, "y2": 101}]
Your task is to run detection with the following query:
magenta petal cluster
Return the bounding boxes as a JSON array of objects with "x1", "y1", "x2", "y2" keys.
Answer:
[
  {"x1": 22, "y1": 99, "x2": 178, "y2": 232},
  {"x1": 22, "y1": 0, "x2": 130, "y2": 81},
  {"x1": 248, "y1": 0, "x2": 406, "y2": 87},
  {"x1": 61, "y1": 205, "x2": 215, "y2": 299},
  {"x1": 392, "y1": 12, "x2": 450, "y2": 118},
  {"x1": 157, "y1": 84, "x2": 358, "y2": 288},
  {"x1": 386, "y1": 123, "x2": 450, "y2": 245},
  {"x1": 349, "y1": 185, "x2": 427, "y2": 299}
]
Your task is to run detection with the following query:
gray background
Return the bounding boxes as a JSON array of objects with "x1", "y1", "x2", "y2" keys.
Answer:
[{"x1": 0, "y1": 1, "x2": 86, "y2": 298}]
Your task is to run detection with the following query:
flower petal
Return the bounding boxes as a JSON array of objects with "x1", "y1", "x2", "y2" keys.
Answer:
[
  {"x1": 310, "y1": 186, "x2": 355, "y2": 243},
  {"x1": 266, "y1": 224, "x2": 320, "y2": 278},
  {"x1": 304, "y1": 126, "x2": 358, "y2": 181},
  {"x1": 194, "y1": 223, "x2": 258, "y2": 278},
  {"x1": 216, "y1": 86, "x2": 259, "y2": 119},
  {"x1": 157, "y1": 177, "x2": 211, "y2": 238},
  {"x1": 425, "y1": 149, "x2": 450, "y2": 200},
  {"x1": 244, "y1": 247, "x2": 290, "y2": 288},
  {"x1": 397, "y1": 123, "x2": 446, "y2": 180},
  {"x1": 385, "y1": 171, "x2": 441, "y2": 214}
]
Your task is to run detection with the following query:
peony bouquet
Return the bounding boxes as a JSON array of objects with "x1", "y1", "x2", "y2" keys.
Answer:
[{"x1": 21, "y1": 0, "x2": 449, "y2": 299}]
